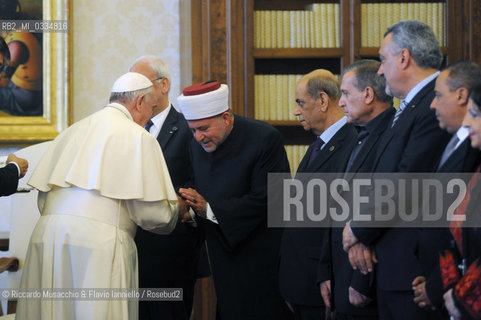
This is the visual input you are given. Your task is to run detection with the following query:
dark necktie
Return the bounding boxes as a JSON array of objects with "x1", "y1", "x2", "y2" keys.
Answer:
[
  {"x1": 345, "y1": 128, "x2": 369, "y2": 172},
  {"x1": 438, "y1": 135, "x2": 460, "y2": 169},
  {"x1": 307, "y1": 137, "x2": 324, "y2": 166},
  {"x1": 145, "y1": 120, "x2": 154, "y2": 133}
]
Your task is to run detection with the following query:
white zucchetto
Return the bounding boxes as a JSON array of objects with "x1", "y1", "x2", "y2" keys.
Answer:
[{"x1": 111, "y1": 72, "x2": 153, "y2": 93}]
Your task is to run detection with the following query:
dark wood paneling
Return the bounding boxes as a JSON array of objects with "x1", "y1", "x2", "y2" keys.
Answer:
[
  {"x1": 468, "y1": 0, "x2": 481, "y2": 64},
  {"x1": 228, "y1": 0, "x2": 248, "y2": 115},
  {"x1": 245, "y1": 0, "x2": 255, "y2": 117},
  {"x1": 209, "y1": 0, "x2": 228, "y2": 83}
]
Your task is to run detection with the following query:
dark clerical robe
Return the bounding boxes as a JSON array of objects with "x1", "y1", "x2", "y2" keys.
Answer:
[{"x1": 190, "y1": 115, "x2": 291, "y2": 320}]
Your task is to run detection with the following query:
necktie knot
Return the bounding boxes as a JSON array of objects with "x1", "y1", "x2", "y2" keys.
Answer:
[
  {"x1": 308, "y1": 137, "x2": 324, "y2": 166},
  {"x1": 313, "y1": 137, "x2": 324, "y2": 151},
  {"x1": 391, "y1": 100, "x2": 407, "y2": 128},
  {"x1": 145, "y1": 120, "x2": 154, "y2": 132}
]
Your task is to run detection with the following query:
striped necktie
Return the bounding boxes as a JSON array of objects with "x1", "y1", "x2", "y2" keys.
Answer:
[{"x1": 391, "y1": 100, "x2": 407, "y2": 128}]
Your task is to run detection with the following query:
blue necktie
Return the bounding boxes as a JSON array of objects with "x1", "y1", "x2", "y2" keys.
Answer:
[{"x1": 145, "y1": 120, "x2": 154, "y2": 133}]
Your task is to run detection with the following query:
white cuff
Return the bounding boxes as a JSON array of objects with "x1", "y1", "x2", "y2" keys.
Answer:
[{"x1": 205, "y1": 203, "x2": 218, "y2": 224}]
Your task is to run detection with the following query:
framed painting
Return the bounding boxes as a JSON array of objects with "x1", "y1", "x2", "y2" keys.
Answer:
[{"x1": 0, "y1": 0, "x2": 72, "y2": 145}]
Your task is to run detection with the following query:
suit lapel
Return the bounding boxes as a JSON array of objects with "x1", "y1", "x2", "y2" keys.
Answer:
[
  {"x1": 372, "y1": 78, "x2": 437, "y2": 171},
  {"x1": 298, "y1": 144, "x2": 314, "y2": 173},
  {"x1": 349, "y1": 108, "x2": 396, "y2": 174},
  {"x1": 391, "y1": 77, "x2": 436, "y2": 130},
  {"x1": 307, "y1": 138, "x2": 337, "y2": 171},
  {"x1": 306, "y1": 124, "x2": 353, "y2": 172},
  {"x1": 348, "y1": 132, "x2": 380, "y2": 174},
  {"x1": 437, "y1": 138, "x2": 468, "y2": 172},
  {"x1": 157, "y1": 106, "x2": 180, "y2": 149}
]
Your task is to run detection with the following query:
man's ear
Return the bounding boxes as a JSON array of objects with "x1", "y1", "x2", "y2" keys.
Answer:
[
  {"x1": 319, "y1": 91, "x2": 329, "y2": 112},
  {"x1": 364, "y1": 86, "x2": 375, "y2": 104},
  {"x1": 161, "y1": 77, "x2": 170, "y2": 95},
  {"x1": 221, "y1": 110, "x2": 232, "y2": 126},
  {"x1": 399, "y1": 48, "x2": 411, "y2": 70},
  {"x1": 134, "y1": 94, "x2": 146, "y2": 112},
  {"x1": 457, "y1": 87, "x2": 469, "y2": 106}
]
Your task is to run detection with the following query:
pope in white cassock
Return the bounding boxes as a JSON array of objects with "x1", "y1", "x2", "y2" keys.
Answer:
[{"x1": 15, "y1": 72, "x2": 188, "y2": 320}]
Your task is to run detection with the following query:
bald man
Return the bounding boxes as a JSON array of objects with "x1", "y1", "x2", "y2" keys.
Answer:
[{"x1": 278, "y1": 69, "x2": 358, "y2": 320}]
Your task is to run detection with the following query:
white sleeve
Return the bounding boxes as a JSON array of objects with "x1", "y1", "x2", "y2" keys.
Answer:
[
  {"x1": 37, "y1": 191, "x2": 47, "y2": 213},
  {"x1": 126, "y1": 199, "x2": 179, "y2": 235}
]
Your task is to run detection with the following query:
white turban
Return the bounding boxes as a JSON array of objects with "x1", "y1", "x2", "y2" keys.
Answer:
[
  {"x1": 177, "y1": 81, "x2": 229, "y2": 120},
  {"x1": 111, "y1": 72, "x2": 153, "y2": 93}
]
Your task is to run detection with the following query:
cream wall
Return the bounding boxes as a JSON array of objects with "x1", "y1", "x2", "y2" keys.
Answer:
[
  {"x1": 72, "y1": 0, "x2": 183, "y2": 121},
  {"x1": 0, "y1": 0, "x2": 186, "y2": 226}
]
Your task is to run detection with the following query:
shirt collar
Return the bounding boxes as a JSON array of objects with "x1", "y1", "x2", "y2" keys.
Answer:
[
  {"x1": 456, "y1": 126, "x2": 470, "y2": 146},
  {"x1": 319, "y1": 116, "x2": 347, "y2": 147},
  {"x1": 404, "y1": 71, "x2": 440, "y2": 105},
  {"x1": 149, "y1": 103, "x2": 172, "y2": 138}
]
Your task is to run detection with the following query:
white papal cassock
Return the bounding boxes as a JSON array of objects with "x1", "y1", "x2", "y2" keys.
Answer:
[{"x1": 15, "y1": 103, "x2": 180, "y2": 320}]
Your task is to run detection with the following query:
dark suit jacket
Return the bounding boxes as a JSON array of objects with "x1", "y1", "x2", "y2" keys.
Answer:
[
  {"x1": 322, "y1": 107, "x2": 395, "y2": 315},
  {"x1": 422, "y1": 137, "x2": 481, "y2": 308},
  {"x1": 279, "y1": 122, "x2": 357, "y2": 306},
  {"x1": 0, "y1": 163, "x2": 19, "y2": 196},
  {"x1": 190, "y1": 116, "x2": 291, "y2": 320},
  {"x1": 135, "y1": 106, "x2": 206, "y2": 283},
  {"x1": 436, "y1": 137, "x2": 481, "y2": 173},
  {"x1": 351, "y1": 77, "x2": 452, "y2": 291}
]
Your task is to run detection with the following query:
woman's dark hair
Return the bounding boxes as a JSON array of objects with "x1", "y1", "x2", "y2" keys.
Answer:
[{"x1": 469, "y1": 84, "x2": 481, "y2": 111}]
